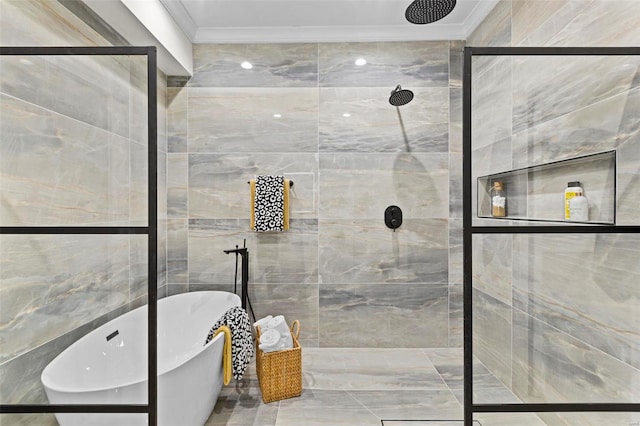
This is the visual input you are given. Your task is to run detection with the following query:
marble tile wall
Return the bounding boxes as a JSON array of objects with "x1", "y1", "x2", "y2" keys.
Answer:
[
  {"x1": 167, "y1": 40, "x2": 465, "y2": 348},
  {"x1": 467, "y1": 0, "x2": 640, "y2": 419},
  {"x1": 0, "y1": 0, "x2": 168, "y2": 410}
]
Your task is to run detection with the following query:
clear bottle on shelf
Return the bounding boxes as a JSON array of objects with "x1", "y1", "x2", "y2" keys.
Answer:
[{"x1": 491, "y1": 181, "x2": 506, "y2": 217}]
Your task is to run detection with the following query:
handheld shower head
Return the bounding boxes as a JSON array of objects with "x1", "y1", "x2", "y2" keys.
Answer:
[
  {"x1": 405, "y1": 0, "x2": 457, "y2": 24},
  {"x1": 389, "y1": 85, "x2": 414, "y2": 106}
]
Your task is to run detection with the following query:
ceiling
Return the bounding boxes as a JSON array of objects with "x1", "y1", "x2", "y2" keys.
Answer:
[{"x1": 159, "y1": 0, "x2": 500, "y2": 43}]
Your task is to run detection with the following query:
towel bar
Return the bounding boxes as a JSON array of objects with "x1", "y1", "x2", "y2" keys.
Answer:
[{"x1": 247, "y1": 180, "x2": 293, "y2": 187}]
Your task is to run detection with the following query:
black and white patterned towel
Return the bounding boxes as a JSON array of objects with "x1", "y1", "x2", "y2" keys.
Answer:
[
  {"x1": 254, "y1": 175, "x2": 285, "y2": 232},
  {"x1": 205, "y1": 306, "x2": 254, "y2": 380}
]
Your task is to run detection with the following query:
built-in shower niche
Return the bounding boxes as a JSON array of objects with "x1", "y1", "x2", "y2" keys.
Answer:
[{"x1": 477, "y1": 150, "x2": 616, "y2": 225}]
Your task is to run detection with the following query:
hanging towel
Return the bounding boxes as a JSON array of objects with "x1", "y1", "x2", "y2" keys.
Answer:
[
  {"x1": 212, "y1": 326, "x2": 232, "y2": 385},
  {"x1": 204, "y1": 307, "x2": 254, "y2": 381},
  {"x1": 250, "y1": 176, "x2": 290, "y2": 232}
]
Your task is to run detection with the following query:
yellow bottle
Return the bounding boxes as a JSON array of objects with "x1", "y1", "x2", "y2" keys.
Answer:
[{"x1": 564, "y1": 181, "x2": 583, "y2": 220}]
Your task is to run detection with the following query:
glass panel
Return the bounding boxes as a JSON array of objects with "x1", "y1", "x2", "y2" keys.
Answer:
[
  {"x1": 471, "y1": 54, "x2": 640, "y2": 226},
  {"x1": 0, "y1": 234, "x2": 148, "y2": 405},
  {"x1": 472, "y1": 233, "x2": 640, "y2": 405},
  {"x1": 0, "y1": 54, "x2": 148, "y2": 227}
]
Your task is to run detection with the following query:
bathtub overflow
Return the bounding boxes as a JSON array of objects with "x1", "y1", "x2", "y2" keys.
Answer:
[{"x1": 106, "y1": 330, "x2": 119, "y2": 342}]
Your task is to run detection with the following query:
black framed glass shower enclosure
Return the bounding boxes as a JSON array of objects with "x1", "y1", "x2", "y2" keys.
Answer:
[
  {"x1": 463, "y1": 46, "x2": 640, "y2": 426},
  {"x1": 0, "y1": 46, "x2": 158, "y2": 425}
]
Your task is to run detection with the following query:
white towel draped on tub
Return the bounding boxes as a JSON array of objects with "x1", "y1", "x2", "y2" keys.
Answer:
[{"x1": 250, "y1": 175, "x2": 290, "y2": 232}]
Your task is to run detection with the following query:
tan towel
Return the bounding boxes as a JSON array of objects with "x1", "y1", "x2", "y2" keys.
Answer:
[{"x1": 250, "y1": 178, "x2": 290, "y2": 231}]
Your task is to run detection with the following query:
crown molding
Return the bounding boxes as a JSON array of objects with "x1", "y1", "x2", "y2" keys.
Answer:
[
  {"x1": 193, "y1": 24, "x2": 469, "y2": 44},
  {"x1": 158, "y1": 0, "x2": 197, "y2": 41}
]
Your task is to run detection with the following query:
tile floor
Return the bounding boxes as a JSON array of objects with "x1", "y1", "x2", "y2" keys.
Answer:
[{"x1": 204, "y1": 348, "x2": 546, "y2": 426}]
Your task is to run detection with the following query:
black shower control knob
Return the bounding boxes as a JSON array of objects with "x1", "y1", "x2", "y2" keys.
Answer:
[{"x1": 384, "y1": 205, "x2": 403, "y2": 231}]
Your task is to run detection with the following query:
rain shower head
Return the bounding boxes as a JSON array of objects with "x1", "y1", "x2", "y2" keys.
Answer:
[
  {"x1": 389, "y1": 85, "x2": 414, "y2": 106},
  {"x1": 405, "y1": 0, "x2": 457, "y2": 25}
]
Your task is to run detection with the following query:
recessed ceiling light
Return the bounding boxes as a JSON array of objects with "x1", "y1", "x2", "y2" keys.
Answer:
[
  {"x1": 342, "y1": 113, "x2": 351, "y2": 118},
  {"x1": 273, "y1": 113, "x2": 282, "y2": 118},
  {"x1": 241, "y1": 61, "x2": 253, "y2": 69},
  {"x1": 355, "y1": 58, "x2": 367, "y2": 66}
]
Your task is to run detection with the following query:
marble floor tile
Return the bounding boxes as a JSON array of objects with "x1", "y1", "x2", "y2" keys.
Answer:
[
  {"x1": 350, "y1": 389, "x2": 462, "y2": 421},
  {"x1": 202, "y1": 348, "x2": 536, "y2": 426},
  {"x1": 422, "y1": 349, "x2": 505, "y2": 392},
  {"x1": 303, "y1": 348, "x2": 447, "y2": 391},
  {"x1": 474, "y1": 413, "x2": 546, "y2": 426},
  {"x1": 275, "y1": 389, "x2": 380, "y2": 426}
]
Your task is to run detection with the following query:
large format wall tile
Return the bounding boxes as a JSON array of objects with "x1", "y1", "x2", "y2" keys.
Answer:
[
  {"x1": 248, "y1": 283, "x2": 319, "y2": 348},
  {"x1": 319, "y1": 41, "x2": 449, "y2": 87},
  {"x1": 0, "y1": 94, "x2": 131, "y2": 226},
  {"x1": 0, "y1": 55, "x2": 130, "y2": 138},
  {"x1": 189, "y1": 219, "x2": 318, "y2": 285},
  {"x1": 319, "y1": 87, "x2": 448, "y2": 152},
  {"x1": 0, "y1": 0, "x2": 110, "y2": 47},
  {"x1": 189, "y1": 153, "x2": 317, "y2": 219},
  {"x1": 511, "y1": 55, "x2": 640, "y2": 134},
  {"x1": 472, "y1": 235, "x2": 512, "y2": 306},
  {"x1": 319, "y1": 219, "x2": 448, "y2": 285},
  {"x1": 0, "y1": 235, "x2": 131, "y2": 363},
  {"x1": 512, "y1": 234, "x2": 640, "y2": 370},
  {"x1": 319, "y1": 284, "x2": 449, "y2": 347},
  {"x1": 319, "y1": 153, "x2": 449, "y2": 219},
  {"x1": 511, "y1": 87, "x2": 640, "y2": 167},
  {"x1": 191, "y1": 43, "x2": 318, "y2": 88},
  {"x1": 188, "y1": 87, "x2": 318, "y2": 152},
  {"x1": 167, "y1": 153, "x2": 188, "y2": 218},
  {"x1": 466, "y1": 0, "x2": 511, "y2": 47},
  {"x1": 167, "y1": 219, "x2": 188, "y2": 284},
  {"x1": 471, "y1": 56, "x2": 512, "y2": 151},
  {"x1": 472, "y1": 289, "x2": 512, "y2": 387},
  {"x1": 514, "y1": 0, "x2": 640, "y2": 47},
  {"x1": 617, "y1": 134, "x2": 640, "y2": 226},
  {"x1": 128, "y1": 56, "x2": 149, "y2": 146},
  {"x1": 167, "y1": 86, "x2": 188, "y2": 153},
  {"x1": 512, "y1": 309, "x2": 640, "y2": 404},
  {"x1": 511, "y1": 0, "x2": 567, "y2": 46}
]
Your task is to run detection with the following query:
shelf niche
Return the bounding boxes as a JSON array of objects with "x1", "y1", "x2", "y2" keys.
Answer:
[{"x1": 477, "y1": 150, "x2": 616, "y2": 225}]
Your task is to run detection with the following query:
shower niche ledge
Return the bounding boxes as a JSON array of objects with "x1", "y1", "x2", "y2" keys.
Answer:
[{"x1": 477, "y1": 150, "x2": 616, "y2": 225}]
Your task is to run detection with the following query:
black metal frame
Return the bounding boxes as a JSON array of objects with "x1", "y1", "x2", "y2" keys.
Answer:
[
  {"x1": 0, "y1": 46, "x2": 158, "y2": 425},
  {"x1": 463, "y1": 46, "x2": 640, "y2": 426}
]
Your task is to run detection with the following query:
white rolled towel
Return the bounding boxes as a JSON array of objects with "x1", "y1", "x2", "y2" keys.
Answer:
[
  {"x1": 253, "y1": 315, "x2": 273, "y2": 331},
  {"x1": 259, "y1": 329, "x2": 287, "y2": 353},
  {"x1": 265, "y1": 315, "x2": 292, "y2": 349}
]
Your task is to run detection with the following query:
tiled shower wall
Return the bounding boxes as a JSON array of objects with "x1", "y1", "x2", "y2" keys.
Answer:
[
  {"x1": 0, "y1": 0, "x2": 168, "y2": 414},
  {"x1": 166, "y1": 41, "x2": 465, "y2": 348},
  {"x1": 467, "y1": 1, "x2": 640, "y2": 425}
]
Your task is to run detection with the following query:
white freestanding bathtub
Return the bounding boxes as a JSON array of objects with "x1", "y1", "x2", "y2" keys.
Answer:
[{"x1": 41, "y1": 291, "x2": 241, "y2": 426}]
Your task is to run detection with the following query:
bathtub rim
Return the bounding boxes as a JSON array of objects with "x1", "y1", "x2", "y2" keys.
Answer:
[{"x1": 40, "y1": 291, "x2": 239, "y2": 394}]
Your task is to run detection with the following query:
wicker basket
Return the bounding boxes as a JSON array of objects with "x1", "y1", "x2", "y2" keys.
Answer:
[{"x1": 255, "y1": 320, "x2": 302, "y2": 403}]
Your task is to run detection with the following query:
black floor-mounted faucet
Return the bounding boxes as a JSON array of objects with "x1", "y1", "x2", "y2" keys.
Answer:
[{"x1": 223, "y1": 245, "x2": 249, "y2": 313}]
